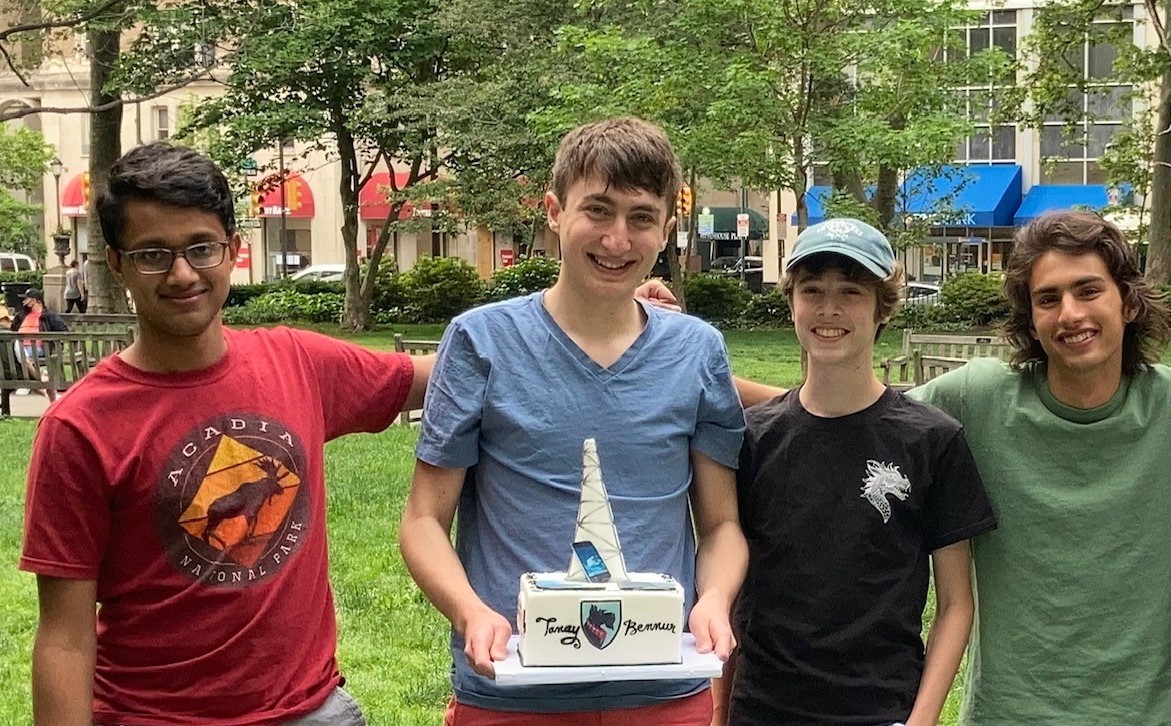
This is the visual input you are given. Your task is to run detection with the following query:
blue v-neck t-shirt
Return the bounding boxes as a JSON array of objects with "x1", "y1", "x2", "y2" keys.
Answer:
[{"x1": 416, "y1": 291, "x2": 745, "y2": 712}]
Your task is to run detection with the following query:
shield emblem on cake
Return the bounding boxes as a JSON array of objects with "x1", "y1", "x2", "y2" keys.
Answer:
[{"x1": 580, "y1": 600, "x2": 621, "y2": 650}]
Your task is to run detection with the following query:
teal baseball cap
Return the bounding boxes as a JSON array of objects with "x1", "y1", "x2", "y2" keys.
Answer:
[{"x1": 786, "y1": 217, "x2": 896, "y2": 279}]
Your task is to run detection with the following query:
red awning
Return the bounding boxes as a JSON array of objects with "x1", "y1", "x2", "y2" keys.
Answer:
[
  {"x1": 256, "y1": 173, "x2": 315, "y2": 218},
  {"x1": 61, "y1": 173, "x2": 90, "y2": 217},
  {"x1": 359, "y1": 171, "x2": 415, "y2": 221}
]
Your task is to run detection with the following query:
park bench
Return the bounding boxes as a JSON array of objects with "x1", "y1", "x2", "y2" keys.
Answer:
[
  {"x1": 0, "y1": 330, "x2": 135, "y2": 417},
  {"x1": 393, "y1": 334, "x2": 440, "y2": 425},
  {"x1": 60, "y1": 313, "x2": 139, "y2": 338},
  {"x1": 880, "y1": 330, "x2": 1012, "y2": 389}
]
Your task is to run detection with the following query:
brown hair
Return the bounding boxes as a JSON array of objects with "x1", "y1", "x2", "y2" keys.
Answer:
[
  {"x1": 550, "y1": 118, "x2": 683, "y2": 213},
  {"x1": 1003, "y1": 210, "x2": 1169, "y2": 373},
  {"x1": 783, "y1": 254, "x2": 905, "y2": 340}
]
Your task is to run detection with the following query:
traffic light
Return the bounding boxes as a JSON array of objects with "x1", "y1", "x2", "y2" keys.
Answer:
[
  {"x1": 284, "y1": 179, "x2": 301, "y2": 212},
  {"x1": 676, "y1": 184, "x2": 693, "y2": 218},
  {"x1": 249, "y1": 188, "x2": 262, "y2": 218},
  {"x1": 80, "y1": 172, "x2": 91, "y2": 205}
]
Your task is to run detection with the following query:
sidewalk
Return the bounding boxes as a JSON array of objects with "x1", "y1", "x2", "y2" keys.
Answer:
[{"x1": 5, "y1": 391, "x2": 54, "y2": 419}]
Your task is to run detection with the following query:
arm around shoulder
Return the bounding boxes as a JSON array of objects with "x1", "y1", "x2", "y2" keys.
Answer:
[{"x1": 32, "y1": 576, "x2": 97, "y2": 726}]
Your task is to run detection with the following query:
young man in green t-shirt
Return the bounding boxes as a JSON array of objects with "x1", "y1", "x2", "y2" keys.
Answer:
[{"x1": 909, "y1": 210, "x2": 1171, "y2": 724}]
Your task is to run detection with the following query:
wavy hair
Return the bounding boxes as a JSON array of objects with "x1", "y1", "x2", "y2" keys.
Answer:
[{"x1": 1003, "y1": 211, "x2": 1169, "y2": 374}]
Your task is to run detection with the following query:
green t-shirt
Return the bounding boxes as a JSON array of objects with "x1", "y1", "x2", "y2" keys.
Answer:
[{"x1": 910, "y1": 358, "x2": 1171, "y2": 726}]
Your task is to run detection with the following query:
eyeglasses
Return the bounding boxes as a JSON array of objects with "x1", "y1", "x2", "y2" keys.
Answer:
[{"x1": 122, "y1": 241, "x2": 231, "y2": 275}]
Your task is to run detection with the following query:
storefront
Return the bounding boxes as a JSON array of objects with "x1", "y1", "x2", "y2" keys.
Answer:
[{"x1": 256, "y1": 173, "x2": 315, "y2": 279}]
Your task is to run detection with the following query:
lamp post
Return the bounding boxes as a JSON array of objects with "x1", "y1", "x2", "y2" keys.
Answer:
[{"x1": 49, "y1": 157, "x2": 63, "y2": 233}]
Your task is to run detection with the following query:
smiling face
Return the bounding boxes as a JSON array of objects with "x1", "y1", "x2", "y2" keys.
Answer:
[
  {"x1": 1028, "y1": 249, "x2": 1135, "y2": 395},
  {"x1": 108, "y1": 199, "x2": 239, "y2": 347},
  {"x1": 545, "y1": 175, "x2": 673, "y2": 304},
  {"x1": 790, "y1": 266, "x2": 886, "y2": 369}
]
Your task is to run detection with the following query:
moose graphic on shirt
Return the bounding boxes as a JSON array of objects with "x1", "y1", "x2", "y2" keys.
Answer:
[
  {"x1": 202, "y1": 456, "x2": 289, "y2": 549},
  {"x1": 860, "y1": 459, "x2": 912, "y2": 523}
]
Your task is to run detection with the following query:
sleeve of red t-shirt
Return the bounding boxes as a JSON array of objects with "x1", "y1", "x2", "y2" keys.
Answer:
[
  {"x1": 288, "y1": 328, "x2": 414, "y2": 440},
  {"x1": 20, "y1": 414, "x2": 111, "y2": 580}
]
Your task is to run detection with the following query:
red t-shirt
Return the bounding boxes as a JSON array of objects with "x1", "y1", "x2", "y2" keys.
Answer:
[{"x1": 20, "y1": 326, "x2": 413, "y2": 725}]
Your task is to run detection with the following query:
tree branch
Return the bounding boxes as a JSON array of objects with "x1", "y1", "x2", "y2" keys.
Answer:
[
  {"x1": 0, "y1": 0, "x2": 124, "y2": 42},
  {"x1": 0, "y1": 68, "x2": 216, "y2": 122},
  {"x1": 0, "y1": 42, "x2": 30, "y2": 86}
]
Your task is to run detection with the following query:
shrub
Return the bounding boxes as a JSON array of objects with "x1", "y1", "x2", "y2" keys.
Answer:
[
  {"x1": 684, "y1": 273, "x2": 751, "y2": 325},
  {"x1": 485, "y1": 256, "x2": 560, "y2": 302},
  {"x1": 222, "y1": 289, "x2": 343, "y2": 325},
  {"x1": 938, "y1": 272, "x2": 1010, "y2": 327},
  {"x1": 399, "y1": 255, "x2": 484, "y2": 323},
  {"x1": 890, "y1": 300, "x2": 947, "y2": 331},
  {"x1": 365, "y1": 257, "x2": 408, "y2": 317},
  {"x1": 0, "y1": 270, "x2": 44, "y2": 289},
  {"x1": 740, "y1": 288, "x2": 791, "y2": 328},
  {"x1": 226, "y1": 279, "x2": 344, "y2": 308}
]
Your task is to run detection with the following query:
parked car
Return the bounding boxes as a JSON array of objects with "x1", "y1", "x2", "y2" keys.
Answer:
[
  {"x1": 0, "y1": 253, "x2": 38, "y2": 273},
  {"x1": 902, "y1": 281, "x2": 941, "y2": 305},
  {"x1": 290, "y1": 263, "x2": 345, "y2": 283},
  {"x1": 712, "y1": 255, "x2": 763, "y2": 277}
]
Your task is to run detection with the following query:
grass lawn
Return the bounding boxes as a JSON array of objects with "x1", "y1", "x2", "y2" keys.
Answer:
[{"x1": 14, "y1": 321, "x2": 1169, "y2": 723}]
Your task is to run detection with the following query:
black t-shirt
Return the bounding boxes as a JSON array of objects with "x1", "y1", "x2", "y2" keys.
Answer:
[{"x1": 731, "y1": 387, "x2": 996, "y2": 726}]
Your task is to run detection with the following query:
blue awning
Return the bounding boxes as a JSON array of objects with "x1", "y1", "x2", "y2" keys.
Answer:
[
  {"x1": 1013, "y1": 185, "x2": 1108, "y2": 225},
  {"x1": 792, "y1": 186, "x2": 835, "y2": 227},
  {"x1": 901, "y1": 164, "x2": 1022, "y2": 227}
]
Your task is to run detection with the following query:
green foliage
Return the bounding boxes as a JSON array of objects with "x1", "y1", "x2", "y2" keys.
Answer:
[
  {"x1": 937, "y1": 272, "x2": 1011, "y2": 327},
  {"x1": 740, "y1": 288, "x2": 792, "y2": 328},
  {"x1": 485, "y1": 256, "x2": 560, "y2": 302},
  {"x1": 0, "y1": 127, "x2": 53, "y2": 256},
  {"x1": 398, "y1": 256, "x2": 484, "y2": 323},
  {"x1": 222, "y1": 289, "x2": 344, "y2": 325},
  {"x1": 226, "y1": 280, "x2": 345, "y2": 308},
  {"x1": 684, "y1": 273, "x2": 751, "y2": 324},
  {"x1": 366, "y1": 257, "x2": 408, "y2": 317},
  {"x1": 0, "y1": 269, "x2": 45, "y2": 288}
]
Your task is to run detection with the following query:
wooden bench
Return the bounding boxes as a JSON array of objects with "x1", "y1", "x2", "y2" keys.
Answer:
[
  {"x1": 881, "y1": 330, "x2": 1012, "y2": 389},
  {"x1": 393, "y1": 334, "x2": 440, "y2": 425},
  {"x1": 60, "y1": 313, "x2": 139, "y2": 338},
  {"x1": 0, "y1": 330, "x2": 135, "y2": 417}
]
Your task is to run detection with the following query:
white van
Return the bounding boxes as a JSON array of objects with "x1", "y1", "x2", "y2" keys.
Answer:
[{"x1": 0, "y1": 253, "x2": 38, "y2": 273}]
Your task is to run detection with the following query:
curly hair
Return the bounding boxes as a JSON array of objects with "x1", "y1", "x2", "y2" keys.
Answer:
[
  {"x1": 1003, "y1": 211, "x2": 1169, "y2": 374},
  {"x1": 96, "y1": 142, "x2": 235, "y2": 251}
]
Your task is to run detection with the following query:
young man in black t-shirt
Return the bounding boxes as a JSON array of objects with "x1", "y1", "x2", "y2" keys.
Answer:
[{"x1": 717, "y1": 218, "x2": 996, "y2": 726}]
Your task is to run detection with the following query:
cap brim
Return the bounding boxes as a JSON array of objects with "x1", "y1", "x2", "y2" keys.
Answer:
[{"x1": 785, "y1": 244, "x2": 892, "y2": 279}]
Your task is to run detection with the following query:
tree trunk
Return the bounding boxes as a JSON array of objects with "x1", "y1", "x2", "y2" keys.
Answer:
[
  {"x1": 873, "y1": 164, "x2": 900, "y2": 231},
  {"x1": 336, "y1": 121, "x2": 371, "y2": 331},
  {"x1": 85, "y1": 25, "x2": 129, "y2": 314},
  {"x1": 1146, "y1": 69, "x2": 1171, "y2": 285}
]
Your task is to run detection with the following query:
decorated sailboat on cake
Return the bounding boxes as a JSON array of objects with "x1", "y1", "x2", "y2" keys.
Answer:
[{"x1": 566, "y1": 438, "x2": 630, "y2": 582}]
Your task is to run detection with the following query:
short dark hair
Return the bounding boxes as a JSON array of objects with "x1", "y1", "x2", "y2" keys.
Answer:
[
  {"x1": 551, "y1": 117, "x2": 683, "y2": 213},
  {"x1": 96, "y1": 142, "x2": 235, "y2": 250},
  {"x1": 1003, "y1": 210, "x2": 1170, "y2": 374},
  {"x1": 782, "y1": 254, "x2": 905, "y2": 341}
]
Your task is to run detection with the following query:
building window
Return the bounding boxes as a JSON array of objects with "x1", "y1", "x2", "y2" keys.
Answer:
[
  {"x1": 194, "y1": 42, "x2": 215, "y2": 68},
  {"x1": 153, "y1": 106, "x2": 170, "y2": 140},
  {"x1": 1039, "y1": 13, "x2": 1133, "y2": 185},
  {"x1": 431, "y1": 229, "x2": 448, "y2": 257},
  {"x1": 951, "y1": 11, "x2": 1018, "y2": 164}
]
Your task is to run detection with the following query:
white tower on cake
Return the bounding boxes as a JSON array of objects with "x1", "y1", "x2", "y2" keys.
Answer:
[{"x1": 566, "y1": 438, "x2": 630, "y2": 582}]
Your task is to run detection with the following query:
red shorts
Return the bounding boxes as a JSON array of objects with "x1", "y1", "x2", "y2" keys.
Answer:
[{"x1": 444, "y1": 690, "x2": 713, "y2": 726}]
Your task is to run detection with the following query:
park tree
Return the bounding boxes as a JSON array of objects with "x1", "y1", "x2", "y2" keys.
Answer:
[
  {"x1": 1, "y1": 0, "x2": 224, "y2": 311},
  {"x1": 543, "y1": 0, "x2": 1009, "y2": 291},
  {"x1": 0, "y1": 126, "x2": 53, "y2": 258},
  {"x1": 1005, "y1": 0, "x2": 1171, "y2": 282}
]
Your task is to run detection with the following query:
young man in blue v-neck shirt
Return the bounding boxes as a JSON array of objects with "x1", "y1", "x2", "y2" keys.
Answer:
[{"x1": 400, "y1": 117, "x2": 749, "y2": 725}]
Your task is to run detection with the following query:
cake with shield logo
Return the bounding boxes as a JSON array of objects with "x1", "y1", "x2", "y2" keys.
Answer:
[{"x1": 516, "y1": 439, "x2": 685, "y2": 667}]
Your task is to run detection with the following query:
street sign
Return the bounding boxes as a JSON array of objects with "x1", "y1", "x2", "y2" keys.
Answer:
[
  {"x1": 676, "y1": 230, "x2": 688, "y2": 250},
  {"x1": 500, "y1": 249, "x2": 515, "y2": 267},
  {"x1": 736, "y1": 213, "x2": 750, "y2": 239},
  {"x1": 239, "y1": 158, "x2": 259, "y2": 178},
  {"x1": 238, "y1": 218, "x2": 261, "y2": 229},
  {"x1": 697, "y1": 212, "x2": 715, "y2": 237},
  {"x1": 235, "y1": 244, "x2": 251, "y2": 270}
]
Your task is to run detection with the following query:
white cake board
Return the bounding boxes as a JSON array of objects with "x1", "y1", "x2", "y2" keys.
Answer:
[{"x1": 493, "y1": 634, "x2": 725, "y2": 686}]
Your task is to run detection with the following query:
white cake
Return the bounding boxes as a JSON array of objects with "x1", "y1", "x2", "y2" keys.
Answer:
[
  {"x1": 517, "y1": 572, "x2": 684, "y2": 667},
  {"x1": 514, "y1": 439, "x2": 686, "y2": 668}
]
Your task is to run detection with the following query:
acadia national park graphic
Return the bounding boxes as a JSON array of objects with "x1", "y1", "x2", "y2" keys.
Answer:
[{"x1": 154, "y1": 414, "x2": 310, "y2": 587}]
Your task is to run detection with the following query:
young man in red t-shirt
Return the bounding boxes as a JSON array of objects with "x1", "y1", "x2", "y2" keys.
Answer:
[{"x1": 18, "y1": 143, "x2": 430, "y2": 726}]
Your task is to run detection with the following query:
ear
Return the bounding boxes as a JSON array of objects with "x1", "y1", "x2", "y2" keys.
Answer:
[
  {"x1": 659, "y1": 214, "x2": 677, "y2": 252},
  {"x1": 228, "y1": 232, "x2": 242, "y2": 262},
  {"x1": 545, "y1": 191, "x2": 563, "y2": 233},
  {"x1": 106, "y1": 246, "x2": 123, "y2": 279},
  {"x1": 1123, "y1": 298, "x2": 1139, "y2": 324}
]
